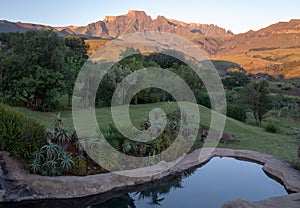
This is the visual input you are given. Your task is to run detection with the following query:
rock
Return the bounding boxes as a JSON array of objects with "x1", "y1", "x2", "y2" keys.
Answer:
[
  {"x1": 0, "y1": 148, "x2": 300, "y2": 207},
  {"x1": 0, "y1": 190, "x2": 5, "y2": 201},
  {"x1": 221, "y1": 133, "x2": 239, "y2": 144},
  {"x1": 201, "y1": 130, "x2": 239, "y2": 144},
  {"x1": 222, "y1": 199, "x2": 256, "y2": 208},
  {"x1": 222, "y1": 193, "x2": 300, "y2": 208}
]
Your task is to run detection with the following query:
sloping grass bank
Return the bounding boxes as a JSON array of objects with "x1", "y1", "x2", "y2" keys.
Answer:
[{"x1": 16, "y1": 102, "x2": 298, "y2": 166}]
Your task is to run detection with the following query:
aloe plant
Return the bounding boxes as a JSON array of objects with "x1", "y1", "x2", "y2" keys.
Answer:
[
  {"x1": 55, "y1": 127, "x2": 70, "y2": 144},
  {"x1": 87, "y1": 134, "x2": 101, "y2": 149},
  {"x1": 30, "y1": 160, "x2": 41, "y2": 174},
  {"x1": 53, "y1": 112, "x2": 63, "y2": 129},
  {"x1": 41, "y1": 141, "x2": 59, "y2": 160},
  {"x1": 30, "y1": 142, "x2": 74, "y2": 176},
  {"x1": 31, "y1": 149, "x2": 44, "y2": 162},
  {"x1": 60, "y1": 152, "x2": 74, "y2": 172},
  {"x1": 44, "y1": 159, "x2": 58, "y2": 170},
  {"x1": 45, "y1": 128, "x2": 54, "y2": 142}
]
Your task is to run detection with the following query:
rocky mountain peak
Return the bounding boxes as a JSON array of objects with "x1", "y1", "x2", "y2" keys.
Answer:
[{"x1": 127, "y1": 10, "x2": 149, "y2": 18}]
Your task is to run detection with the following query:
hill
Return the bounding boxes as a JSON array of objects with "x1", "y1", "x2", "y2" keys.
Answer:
[
  {"x1": 213, "y1": 19, "x2": 300, "y2": 78},
  {"x1": 1, "y1": 11, "x2": 300, "y2": 78},
  {"x1": 0, "y1": 10, "x2": 232, "y2": 54}
]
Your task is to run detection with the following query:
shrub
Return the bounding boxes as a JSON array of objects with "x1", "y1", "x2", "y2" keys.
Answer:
[
  {"x1": 283, "y1": 86, "x2": 292, "y2": 90},
  {"x1": 227, "y1": 104, "x2": 247, "y2": 122},
  {"x1": 197, "y1": 92, "x2": 211, "y2": 109},
  {"x1": 264, "y1": 122, "x2": 279, "y2": 133},
  {"x1": 30, "y1": 141, "x2": 74, "y2": 176},
  {"x1": 0, "y1": 104, "x2": 46, "y2": 159}
]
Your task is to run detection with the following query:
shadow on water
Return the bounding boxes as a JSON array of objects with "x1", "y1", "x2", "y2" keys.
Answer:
[
  {"x1": 0, "y1": 167, "x2": 196, "y2": 208},
  {"x1": 0, "y1": 157, "x2": 288, "y2": 208}
]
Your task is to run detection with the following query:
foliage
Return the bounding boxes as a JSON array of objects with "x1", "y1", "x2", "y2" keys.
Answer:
[
  {"x1": 264, "y1": 122, "x2": 279, "y2": 133},
  {"x1": 226, "y1": 88, "x2": 243, "y2": 104},
  {"x1": 19, "y1": 102, "x2": 299, "y2": 168},
  {"x1": 196, "y1": 92, "x2": 211, "y2": 109},
  {"x1": 270, "y1": 94, "x2": 300, "y2": 119},
  {"x1": 0, "y1": 31, "x2": 89, "y2": 111},
  {"x1": 30, "y1": 141, "x2": 74, "y2": 176},
  {"x1": 241, "y1": 80, "x2": 272, "y2": 124},
  {"x1": 96, "y1": 64, "x2": 132, "y2": 106},
  {"x1": 0, "y1": 103, "x2": 46, "y2": 159},
  {"x1": 94, "y1": 49, "x2": 208, "y2": 107},
  {"x1": 29, "y1": 113, "x2": 77, "y2": 176},
  {"x1": 169, "y1": 63, "x2": 204, "y2": 103},
  {"x1": 95, "y1": 49, "x2": 162, "y2": 106},
  {"x1": 100, "y1": 107, "x2": 199, "y2": 161},
  {"x1": 227, "y1": 104, "x2": 247, "y2": 122},
  {"x1": 0, "y1": 30, "x2": 66, "y2": 110},
  {"x1": 64, "y1": 36, "x2": 89, "y2": 108},
  {"x1": 145, "y1": 51, "x2": 185, "y2": 69},
  {"x1": 222, "y1": 71, "x2": 250, "y2": 90}
]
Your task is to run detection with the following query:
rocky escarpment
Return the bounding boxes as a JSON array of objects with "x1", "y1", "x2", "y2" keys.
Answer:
[{"x1": 0, "y1": 10, "x2": 232, "y2": 54}]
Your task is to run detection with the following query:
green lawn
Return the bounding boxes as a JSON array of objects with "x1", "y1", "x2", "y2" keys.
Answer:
[{"x1": 16, "y1": 102, "x2": 299, "y2": 166}]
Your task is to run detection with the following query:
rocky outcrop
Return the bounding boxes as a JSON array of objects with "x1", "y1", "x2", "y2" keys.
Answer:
[
  {"x1": 0, "y1": 148, "x2": 300, "y2": 207},
  {"x1": 222, "y1": 193, "x2": 300, "y2": 208},
  {"x1": 0, "y1": 11, "x2": 231, "y2": 39},
  {"x1": 58, "y1": 10, "x2": 232, "y2": 39},
  {"x1": 0, "y1": 11, "x2": 232, "y2": 54}
]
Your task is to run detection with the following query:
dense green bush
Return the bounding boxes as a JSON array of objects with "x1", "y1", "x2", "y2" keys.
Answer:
[
  {"x1": 197, "y1": 92, "x2": 211, "y2": 109},
  {"x1": 227, "y1": 104, "x2": 247, "y2": 122},
  {"x1": 0, "y1": 104, "x2": 46, "y2": 159},
  {"x1": 264, "y1": 122, "x2": 279, "y2": 133},
  {"x1": 222, "y1": 72, "x2": 250, "y2": 90}
]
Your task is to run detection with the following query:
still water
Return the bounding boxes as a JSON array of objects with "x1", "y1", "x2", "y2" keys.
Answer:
[{"x1": 3, "y1": 157, "x2": 287, "y2": 208}]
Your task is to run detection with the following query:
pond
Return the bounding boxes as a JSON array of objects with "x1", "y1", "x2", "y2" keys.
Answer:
[{"x1": 3, "y1": 157, "x2": 287, "y2": 208}]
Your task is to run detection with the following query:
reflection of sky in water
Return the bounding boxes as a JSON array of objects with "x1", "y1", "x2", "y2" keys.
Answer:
[
  {"x1": 132, "y1": 157, "x2": 287, "y2": 208},
  {"x1": 9, "y1": 157, "x2": 287, "y2": 208}
]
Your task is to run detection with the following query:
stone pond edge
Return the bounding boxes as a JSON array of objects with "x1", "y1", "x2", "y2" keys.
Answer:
[{"x1": 1, "y1": 148, "x2": 300, "y2": 207}]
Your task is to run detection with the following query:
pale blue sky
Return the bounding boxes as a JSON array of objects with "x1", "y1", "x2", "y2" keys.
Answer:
[{"x1": 1, "y1": 0, "x2": 299, "y2": 34}]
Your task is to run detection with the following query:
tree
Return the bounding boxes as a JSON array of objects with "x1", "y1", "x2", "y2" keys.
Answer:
[
  {"x1": 169, "y1": 63, "x2": 204, "y2": 103},
  {"x1": 241, "y1": 80, "x2": 272, "y2": 124},
  {"x1": 64, "y1": 36, "x2": 89, "y2": 108},
  {"x1": 0, "y1": 33, "x2": 23, "y2": 104},
  {"x1": 227, "y1": 104, "x2": 247, "y2": 122},
  {"x1": 96, "y1": 63, "x2": 131, "y2": 106},
  {"x1": 1, "y1": 30, "x2": 67, "y2": 110},
  {"x1": 95, "y1": 48, "x2": 159, "y2": 106},
  {"x1": 0, "y1": 52, "x2": 10, "y2": 103},
  {"x1": 222, "y1": 71, "x2": 250, "y2": 90},
  {"x1": 145, "y1": 50, "x2": 186, "y2": 69}
]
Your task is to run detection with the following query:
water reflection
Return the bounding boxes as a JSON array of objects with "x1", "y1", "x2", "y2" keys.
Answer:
[
  {"x1": 92, "y1": 194, "x2": 136, "y2": 208},
  {"x1": 94, "y1": 169, "x2": 195, "y2": 208},
  {"x1": 1, "y1": 157, "x2": 287, "y2": 208}
]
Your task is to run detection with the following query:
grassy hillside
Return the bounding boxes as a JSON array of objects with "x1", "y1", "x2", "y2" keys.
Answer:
[
  {"x1": 16, "y1": 102, "x2": 298, "y2": 166},
  {"x1": 213, "y1": 48, "x2": 300, "y2": 79},
  {"x1": 85, "y1": 39, "x2": 109, "y2": 56},
  {"x1": 85, "y1": 38, "x2": 300, "y2": 79}
]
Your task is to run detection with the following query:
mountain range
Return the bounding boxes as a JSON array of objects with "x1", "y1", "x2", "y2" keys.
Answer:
[{"x1": 1, "y1": 10, "x2": 300, "y2": 78}]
